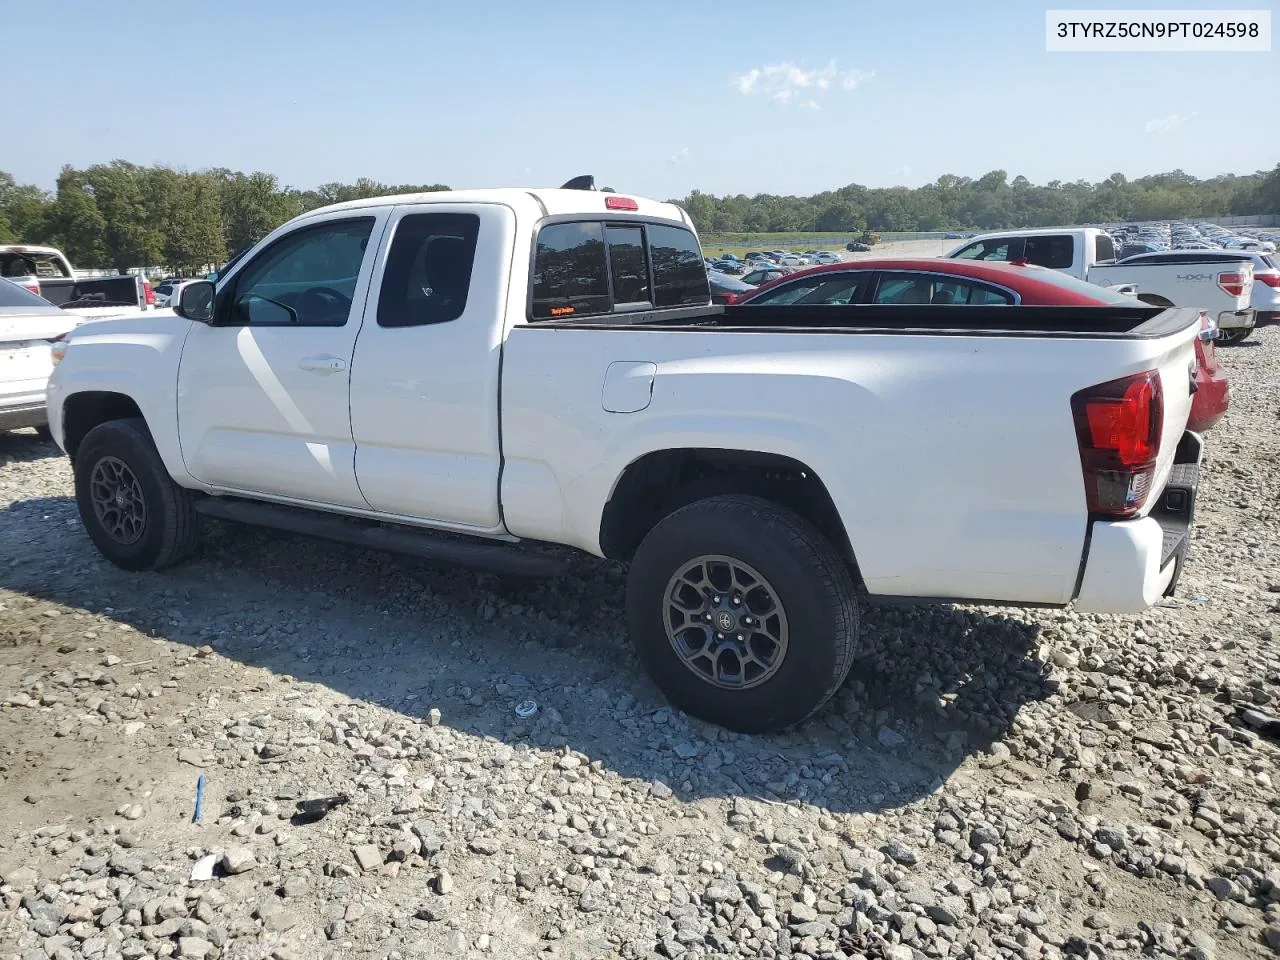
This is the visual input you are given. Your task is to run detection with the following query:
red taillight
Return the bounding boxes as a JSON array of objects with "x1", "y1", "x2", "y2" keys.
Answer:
[
  {"x1": 1071, "y1": 370, "x2": 1163, "y2": 519},
  {"x1": 1217, "y1": 272, "x2": 1245, "y2": 297},
  {"x1": 23, "y1": 279, "x2": 40, "y2": 295},
  {"x1": 144, "y1": 281, "x2": 155, "y2": 305},
  {"x1": 604, "y1": 195, "x2": 639, "y2": 211},
  {"x1": 722, "y1": 293, "x2": 739, "y2": 305},
  {"x1": 1254, "y1": 272, "x2": 1280, "y2": 288}
]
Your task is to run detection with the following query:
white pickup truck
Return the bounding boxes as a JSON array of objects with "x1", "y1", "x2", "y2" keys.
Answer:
[
  {"x1": 946, "y1": 228, "x2": 1256, "y2": 342},
  {"x1": 47, "y1": 181, "x2": 1207, "y2": 732}
]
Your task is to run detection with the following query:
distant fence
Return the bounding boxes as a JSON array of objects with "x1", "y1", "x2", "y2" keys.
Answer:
[{"x1": 1102, "y1": 215, "x2": 1279, "y2": 229}]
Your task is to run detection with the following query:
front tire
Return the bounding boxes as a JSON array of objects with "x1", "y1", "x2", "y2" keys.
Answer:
[
  {"x1": 625, "y1": 495, "x2": 860, "y2": 733},
  {"x1": 74, "y1": 418, "x2": 201, "y2": 570}
]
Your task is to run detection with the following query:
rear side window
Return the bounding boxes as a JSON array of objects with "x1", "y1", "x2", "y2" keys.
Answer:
[
  {"x1": 377, "y1": 213, "x2": 480, "y2": 327},
  {"x1": 1094, "y1": 233, "x2": 1116, "y2": 263},
  {"x1": 873, "y1": 272, "x2": 1014, "y2": 305},
  {"x1": 1023, "y1": 235, "x2": 1074, "y2": 270},
  {"x1": 648, "y1": 225, "x2": 709, "y2": 307},
  {"x1": 0, "y1": 253, "x2": 70, "y2": 279}
]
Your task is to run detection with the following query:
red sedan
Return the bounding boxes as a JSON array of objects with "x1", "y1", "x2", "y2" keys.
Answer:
[{"x1": 733, "y1": 258, "x2": 1229, "y2": 432}]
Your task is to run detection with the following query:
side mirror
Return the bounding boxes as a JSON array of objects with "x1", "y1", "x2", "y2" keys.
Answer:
[{"x1": 174, "y1": 280, "x2": 216, "y2": 323}]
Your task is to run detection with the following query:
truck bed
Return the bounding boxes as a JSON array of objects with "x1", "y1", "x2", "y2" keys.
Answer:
[
  {"x1": 533, "y1": 304, "x2": 1196, "y2": 339},
  {"x1": 39, "y1": 276, "x2": 146, "y2": 310}
]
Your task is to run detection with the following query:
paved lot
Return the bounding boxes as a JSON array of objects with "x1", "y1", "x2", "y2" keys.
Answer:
[{"x1": 0, "y1": 326, "x2": 1277, "y2": 960}]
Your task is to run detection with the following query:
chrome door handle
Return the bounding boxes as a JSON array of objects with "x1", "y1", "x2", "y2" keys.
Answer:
[{"x1": 298, "y1": 355, "x2": 347, "y2": 373}]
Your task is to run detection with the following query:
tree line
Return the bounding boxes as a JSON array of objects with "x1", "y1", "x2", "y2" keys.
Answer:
[
  {"x1": 680, "y1": 166, "x2": 1280, "y2": 236},
  {"x1": 0, "y1": 163, "x2": 448, "y2": 274},
  {"x1": 2, "y1": 161, "x2": 1277, "y2": 273}
]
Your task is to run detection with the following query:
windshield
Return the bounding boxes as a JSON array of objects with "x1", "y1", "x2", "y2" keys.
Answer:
[{"x1": 0, "y1": 277, "x2": 59, "y2": 310}]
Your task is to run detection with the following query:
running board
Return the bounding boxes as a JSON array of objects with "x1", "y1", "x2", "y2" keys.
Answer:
[{"x1": 193, "y1": 497, "x2": 569, "y2": 578}]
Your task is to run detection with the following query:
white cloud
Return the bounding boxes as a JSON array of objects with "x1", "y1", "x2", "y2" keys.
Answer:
[
  {"x1": 1143, "y1": 113, "x2": 1195, "y2": 135},
  {"x1": 668, "y1": 147, "x2": 691, "y2": 165},
  {"x1": 732, "y1": 61, "x2": 873, "y2": 107}
]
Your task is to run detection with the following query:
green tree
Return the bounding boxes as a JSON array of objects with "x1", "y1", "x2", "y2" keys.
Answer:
[
  {"x1": 164, "y1": 173, "x2": 226, "y2": 273},
  {"x1": 84, "y1": 161, "x2": 162, "y2": 271},
  {"x1": 44, "y1": 166, "x2": 106, "y2": 267},
  {"x1": 0, "y1": 172, "x2": 53, "y2": 244}
]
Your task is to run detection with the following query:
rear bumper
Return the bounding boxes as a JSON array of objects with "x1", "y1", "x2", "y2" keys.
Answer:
[
  {"x1": 1074, "y1": 432, "x2": 1201, "y2": 614},
  {"x1": 0, "y1": 396, "x2": 48, "y2": 431},
  {"x1": 1187, "y1": 367, "x2": 1230, "y2": 433},
  {"x1": 1217, "y1": 308, "x2": 1255, "y2": 330}
]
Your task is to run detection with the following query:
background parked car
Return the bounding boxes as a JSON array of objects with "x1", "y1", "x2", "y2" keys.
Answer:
[
  {"x1": 1187, "y1": 312, "x2": 1229, "y2": 432},
  {"x1": 706, "y1": 270, "x2": 756, "y2": 304},
  {"x1": 1114, "y1": 249, "x2": 1280, "y2": 327},
  {"x1": 0, "y1": 278, "x2": 94, "y2": 437},
  {"x1": 735, "y1": 259, "x2": 1231, "y2": 432},
  {"x1": 740, "y1": 266, "x2": 795, "y2": 286}
]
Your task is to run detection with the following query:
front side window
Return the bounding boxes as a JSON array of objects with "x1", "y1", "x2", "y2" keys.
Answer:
[
  {"x1": 229, "y1": 217, "x2": 374, "y2": 326},
  {"x1": 952, "y1": 238, "x2": 1017, "y2": 262},
  {"x1": 1023, "y1": 235, "x2": 1074, "y2": 270},
  {"x1": 377, "y1": 213, "x2": 480, "y2": 327},
  {"x1": 532, "y1": 222, "x2": 610, "y2": 319}
]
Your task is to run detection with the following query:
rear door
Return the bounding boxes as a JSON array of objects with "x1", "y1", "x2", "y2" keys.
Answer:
[{"x1": 348, "y1": 203, "x2": 512, "y2": 529}]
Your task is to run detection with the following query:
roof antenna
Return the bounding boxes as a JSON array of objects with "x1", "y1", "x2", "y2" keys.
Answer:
[{"x1": 560, "y1": 175, "x2": 596, "y2": 191}]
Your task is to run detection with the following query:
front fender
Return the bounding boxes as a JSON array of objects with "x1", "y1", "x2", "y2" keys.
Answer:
[{"x1": 49, "y1": 319, "x2": 198, "y2": 487}]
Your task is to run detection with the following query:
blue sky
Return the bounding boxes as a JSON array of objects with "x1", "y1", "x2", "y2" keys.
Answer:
[{"x1": 9, "y1": 0, "x2": 1275, "y2": 198}]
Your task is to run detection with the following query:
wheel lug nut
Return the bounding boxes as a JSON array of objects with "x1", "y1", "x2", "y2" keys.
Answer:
[
  {"x1": 736, "y1": 634, "x2": 744, "y2": 642},
  {"x1": 712, "y1": 596, "x2": 721, "y2": 604},
  {"x1": 715, "y1": 633, "x2": 724, "y2": 640}
]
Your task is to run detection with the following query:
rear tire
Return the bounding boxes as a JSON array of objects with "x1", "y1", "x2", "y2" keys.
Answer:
[
  {"x1": 74, "y1": 418, "x2": 201, "y2": 571},
  {"x1": 625, "y1": 495, "x2": 859, "y2": 733}
]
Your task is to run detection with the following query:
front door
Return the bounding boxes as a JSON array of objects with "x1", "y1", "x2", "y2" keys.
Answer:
[{"x1": 176, "y1": 211, "x2": 387, "y2": 508}]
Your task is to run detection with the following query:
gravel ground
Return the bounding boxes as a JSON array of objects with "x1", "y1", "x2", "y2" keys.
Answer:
[{"x1": 0, "y1": 326, "x2": 1277, "y2": 960}]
